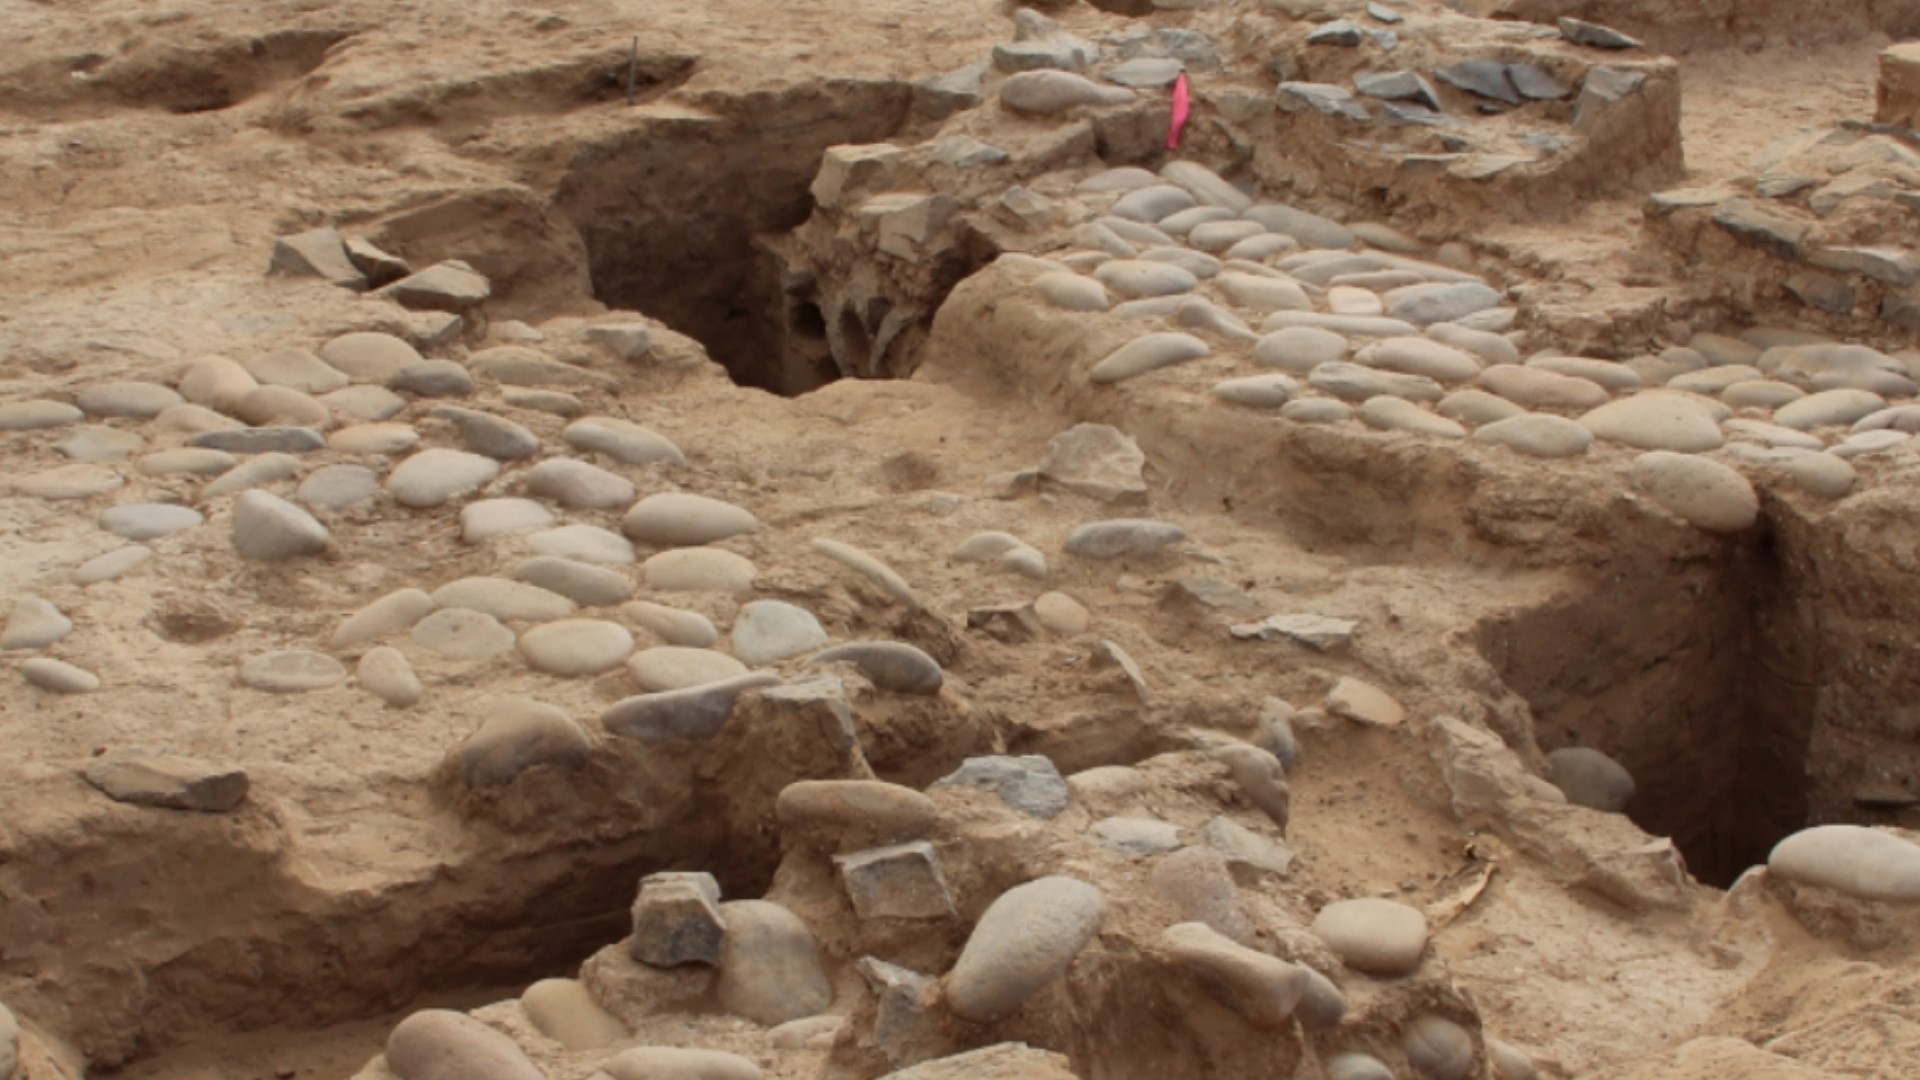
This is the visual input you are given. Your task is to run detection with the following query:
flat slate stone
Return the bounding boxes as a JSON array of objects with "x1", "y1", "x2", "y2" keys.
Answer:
[
  {"x1": 933, "y1": 755, "x2": 1070, "y2": 818},
  {"x1": 1039, "y1": 424, "x2": 1148, "y2": 503},
  {"x1": 84, "y1": 751, "x2": 248, "y2": 812},
  {"x1": 715, "y1": 900, "x2": 834, "y2": 1026},
  {"x1": 1064, "y1": 519, "x2": 1189, "y2": 558},
  {"x1": 56, "y1": 426, "x2": 144, "y2": 462},
  {"x1": 379, "y1": 259, "x2": 491, "y2": 313},
  {"x1": 1000, "y1": 69, "x2": 1133, "y2": 114},
  {"x1": 1276, "y1": 82, "x2": 1370, "y2": 121},
  {"x1": 1435, "y1": 60, "x2": 1519, "y2": 105}
]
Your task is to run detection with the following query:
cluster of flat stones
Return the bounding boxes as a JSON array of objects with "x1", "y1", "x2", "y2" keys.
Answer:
[
  {"x1": 1649, "y1": 120, "x2": 1920, "y2": 330},
  {"x1": 1278, "y1": 11, "x2": 1652, "y2": 179},
  {"x1": 986, "y1": 157, "x2": 1920, "y2": 533}
]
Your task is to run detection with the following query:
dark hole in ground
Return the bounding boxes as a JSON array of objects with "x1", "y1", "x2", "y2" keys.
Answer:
[
  {"x1": 554, "y1": 80, "x2": 912, "y2": 396},
  {"x1": 1475, "y1": 533, "x2": 1831, "y2": 888}
]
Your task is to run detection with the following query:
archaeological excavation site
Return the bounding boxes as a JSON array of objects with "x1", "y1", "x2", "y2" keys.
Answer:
[{"x1": 8, "y1": 0, "x2": 1920, "y2": 1076}]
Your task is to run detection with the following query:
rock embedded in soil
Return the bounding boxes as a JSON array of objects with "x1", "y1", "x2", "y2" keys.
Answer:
[
  {"x1": 627, "y1": 646, "x2": 750, "y2": 692},
  {"x1": 1200, "y1": 815, "x2": 1296, "y2": 877},
  {"x1": 731, "y1": 600, "x2": 829, "y2": 666},
  {"x1": 808, "y1": 641, "x2": 943, "y2": 695},
  {"x1": 13, "y1": 464, "x2": 126, "y2": 500},
  {"x1": 601, "y1": 672, "x2": 783, "y2": 742},
  {"x1": 21, "y1": 657, "x2": 101, "y2": 694},
  {"x1": 1326, "y1": 676, "x2": 1405, "y2": 726},
  {"x1": 57, "y1": 426, "x2": 144, "y2": 463},
  {"x1": 1488, "y1": 1038, "x2": 1537, "y2": 1080},
  {"x1": 430, "y1": 577, "x2": 576, "y2": 623},
  {"x1": 563, "y1": 417, "x2": 687, "y2": 466},
  {"x1": 1580, "y1": 392, "x2": 1725, "y2": 452},
  {"x1": 1404, "y1": 1014, "x2": 1476, "y2": 1080},
  {"x1": 1093, "y1": 261, "x2": 1201, "y2": 300},
  {"x1": 74, "y1": 544, "x2": 153, "y2": 585},
  {"x1": 812, "y1": 537, "x2": 919, "y2": 607},
  {"x1": 643, "y1": 548, "x2": 758, "y2": 593},
  {"x1": 297, "y1": 464, "x2": 380, "y2": 510},
  {"x1": 2, "y1": 597, "x2": 73, "y2": 650},
  {"x1": 387, "y1": 448, "x2": 501, "y2": 508},
  {"x1": 378, "y1": 260, "x2": 491, "y2": 313},
  {"x1": 1213, "y1": 744, "x2": 1291, "y2": 830},
  {"x1": 1038, "y1": 423, "x2": 1148, "y2": 504},
  {"x1": 356, "y1": 646, "x2": 421, "y2": 707},
  {"x1": 630, "y1": 871, "x2": 727, "y2": 968},
  {"x1": 384, "y1": 1010, "x2": 540, "y2": 1080},
  {"x1": 1547, "y1": 747, "x2": 1636, "y2": 811},
  {"x1": 1312, "y1": 897, "x2": 1429, "y2": 974},
  {"x1": 1161, "y1": 922, "x2": 1310, "y2": 1027},
  {"x1": 83, "y1": 751, "x2": 248, "y2": 812},
  {"x1": 518, "y1": 978, "x2": 628, "y2": 1051},
  {"x1": 512, "y1": 557, "x2": 634, "y2": 607},
  {"x1": 411, "y1": 608, "x2": 516, "y2": 661},
  {"x1": 1472, "y1": 414, "x2": 1593, "y2": 458},
  {"x1": 834, "y1": 840, "x2": 957, "y2": 919},
  {"x1": 333, "y1": 588, "x2": 435, "y2": 648},
  {"x1": 777, "y1": 779, "x2": 940, "y2": 850},
  {"x1": 0, "y1": 400, "x2": 83, "y2": 430},
  {"x1": 945, "y1": 876, "x2": 1105, "y2": 1023},
  {"x1": 603, "y1": 1047, "x2": 763, "y2": 1080},
  {"x1": 192, "y1": 426, "x2": 326, "y2": 455},
  {"x1": 621, "y1": 492, "x2": 759, "y2": 547},
  {"x1": 1768, "y1": 824, "x2": 1920, "y2": 901},
  {"x1": 1231, "y1": 613, "x2": 1357, "y2": 652},
  {"x1": 1633, "y1": 451, "x2": 1759, "y2": 532},
  {"x1": 716, "y1": 900, "x2": 833, "y2": 1025},
  {"x1": 518, "y1": 618, "x2": 635, "y2": 676},
  {"x1": 1360, "y1": 397, "x2": 1467, "y2": 438},
  {"x1": 1064, "y1": 518, "x2": 1189, "y2": 559},
  {"x1": 523, "y1": 457, "x2": 635, "y2": 509},
  {"x1": 1035, "y1": 272, "x2": 1110, "y2": 311},
  {"x1": 76, "y1": 380, "x2": 184, "y2": 418},
  {"x1": 934, "y1": 755, "x2": 1070, "y2": 818},
  {"x1": 623, "y1": 601, "x2": 719, "y2": 647},
  {"x1": 239, "y1": 650, "x2": 346, "y2": 692},
  {"x1": 1327, "y1": 1053, "x2": 1395, "y2": 1080},
  {"x1": 458, "y1": 698, "x2": 592, "y2": 787},
  {"x1": 318, "y1": 331, "x2": 422, "y2": 383},
  {"x1": 99, "y1": 503, "x2": 203, "y2": 540}
]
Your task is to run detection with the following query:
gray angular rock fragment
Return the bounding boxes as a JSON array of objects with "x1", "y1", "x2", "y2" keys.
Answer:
[
  {"x1": 379, "y1": 259, "x2": 491, "y2": 312},
  {"x1": 631, "y1": 871, "x2": 727, "y2": 967},
  {"x1": 84, "y1": 751, "x2": 248, "y2": 812},
  {"x1": 269, "y1": 226, "x2": 366, "y2": 290},
  {"x1": 835, "y1": 841, "x2": 957, "y2": 919},
  {"x1": 933, "y1": 755, "x2": 1070, "y2": 818},
  {"x1": 1038, "y1": 423, "x2": 1148, "y2": 503},
  {"x1": 1276, "y1": 82, "x2": 1370, "y2": 121},
  {"x1": 1064, "y1": 519, "x2": 1190, "y2": 558}
]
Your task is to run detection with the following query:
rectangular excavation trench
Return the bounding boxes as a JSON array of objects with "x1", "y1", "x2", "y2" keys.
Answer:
[
  {"x1": 1475, "y1": 529, "x2": 1829, "y2": 887},
  {"x1": 552, "y1": 80, "x2": 912, "y2": 397}
]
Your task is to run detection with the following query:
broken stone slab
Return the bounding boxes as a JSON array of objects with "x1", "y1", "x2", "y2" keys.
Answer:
[
  {"x1": 344, "y1": 237, "x2": 410, "y2": 287},
  {"x1": 240, "y1": 649, "x2": 346, "y2": 693},
  {"x1": 835, "y1": 841, "x2": 958, "y2": 920},
  {"x1": 1435, "y1": 60, "x2": 1519, "y2": 105},
  {"x1": 84, "y1": 751, "x2": 248, "y2": 812},
  {"x1": 1276, "y1": 82, "x2": 1370, "y2": 121},
  {"x1": 859, "y1": 958, "x2": 939, "y2": 1070},
  {"x1": 716, "y1": 900, "x2": 833, "y2": 1025},
  {"x1": 1308, "y1": 20, "x2": 1363, "y2": 46},
  {"x1": 601, "y1": 672, "x2": 783, "y2": 742},
  {"x1": 1104, "y1": 57, "x2": 1184, "y2": 88},
  {"x1": 1808, "y1": 245, "x2": 1920, "y2": 285},
  {"x1": 21, "y1": 657, "x2": 101, "y2": 694},
  {"x1": 1506, "y1": 63, "x2": 1568, "y2": 100},
  {"x1": 268, "y1": 226, "x2": 367, "y2": 290},
  {"x1": 933, "y1": 755, "x2": 1069, "y2": 818},
  {"x1": 1230, "y1": 613, "x2": 1357, "y2": 652},
  {"x1": 1354, "y1": 69, "x2": 1441, "y2": 111},
  {"x1": 458, "y1": 698, "x2": 593, "y2": 787},
  {"x1": 1558, "y1": 16, "x2": 1643, "y2": 49},
  {"x1": 913, "y1": 62, "x2": 988, "y2": 120},
  {"x1": 944, "y1": 876, "x2": 1105, "y2": 1023},
  {"x1": 807, "y1": 642, "x2": 944, "y2": 695},
  {"x1": 1038, "y1": 423, "x2": 1148, "y2": 504},
  {"x1": 1161, "y1": 576, "x2": 1260, "y2": 618},
  {"x1": 377, "y1": 259, "x2": 491, "y2": 313},
  {"x1": 631, "y1": 871, "x2": 727, "y2": 968},
  {"x1": 1574, "y1": 66, "x2": 1648, "y2": 130}
]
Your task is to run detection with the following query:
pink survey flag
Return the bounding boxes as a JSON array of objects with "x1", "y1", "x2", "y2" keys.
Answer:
[{"x1": 1167, "y1": 71, "x2": 1191, "y2": 151}]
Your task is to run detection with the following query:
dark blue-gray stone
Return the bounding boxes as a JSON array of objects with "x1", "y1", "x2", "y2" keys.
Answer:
[
  {"x1": 1435, "y1": 60, "x2": 1519, "y2": 105},
  {"x1": 933, "y1": 755, "x2": 1069, "y2": 819}
]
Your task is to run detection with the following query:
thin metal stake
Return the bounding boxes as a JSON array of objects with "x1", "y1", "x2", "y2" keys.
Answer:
[{"x1": 625, "y1": 35, "x2": 638, "y2": 106}]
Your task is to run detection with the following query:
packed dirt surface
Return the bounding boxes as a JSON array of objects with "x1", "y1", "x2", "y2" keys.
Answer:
[{"x1": 4, "y1": 1, "x2": 1920, "y2": 1079}]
